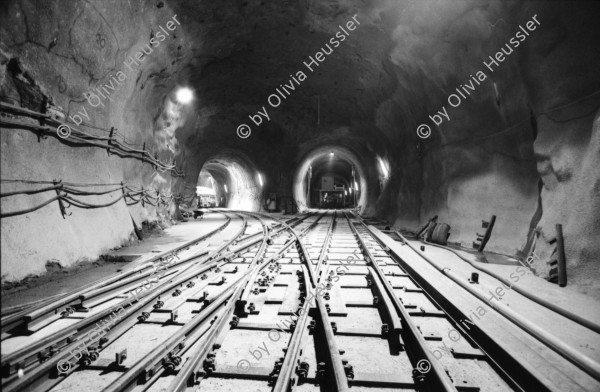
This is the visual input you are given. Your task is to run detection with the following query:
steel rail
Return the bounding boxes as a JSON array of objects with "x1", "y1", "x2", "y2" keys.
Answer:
[
  {"x1": 272, "y1": 212, "x2": 343, "y2": 392},
  {"x1": 344, "y1": 212, "x2": 458, "y2": 392},
  {"x1": 0, "y1": 212, "x2": 238, "y2": 374},
  {"x1": 353, "y1": 216, "x2": 548, "y2": 392},
  {"x1": 420, "y1": 238, "x2": 600, "y2": 334},
  {"x1": 102, "y1": 218, "x2": 271, "y2": 392},
  {"x1": 313, "y1": 210, "x2": 336, "y2": 278},
  {"x1": 77, "y1": 211, "x2": 249, "y2": 308},
  {"x1": 0, "y1": 212, "x2": 232, "y2": 336},
  {"x1": 145, "y1": 210, "x2": 321, "y2": 391},
  {"x1": 238, "y1": 210, "x2": 329, "y2": 290},
  {"x1": 204, "y1": 209, "x2": 349, "y2": 391},
  {"x1": 162, "y1": 214, "x2": 274, "y2": 392},
  {"x1": 367, "y1": 266, "x2": 404, "y2": 350},
  {"x1": 1, "y1": 211, "x2": 314, "y2": 391},
  {"x1": 310, "y1": 215, "x2": 350, "y2": 392},
  {"x1": 231, "y1": 209, "x2": 322, "y2": 284},
  {"x1": 132, "y1": 307, "x2": 228, "y2": 392},
  {"x1": 0, "y1": 292, "x2": 68, "y2": 318},
  {"x1": 236, "y1": 218, "x2": 287, "y2": 316},
  {"x1": 102, "y1": 274, "x2": 249, "y2": 392},
  {"x1": 271, "y1": 264, "x2": 314, "y2": 392},
  {"x1": 1, "y1": 213, "x2": 279, "y2": 390},
  {"x1": 277, "y1": 210, "x2": 349, "y2": 392},
  {"x1": 2, "y1": 257, "x2": 227, "y2": 392},
  {"x1": 394, "y1": 231, "x2": 600, "y2": 381}
]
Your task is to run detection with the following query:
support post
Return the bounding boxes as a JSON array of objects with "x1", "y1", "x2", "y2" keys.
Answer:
[
  {"x1": 107, "y1": 127, "x2": 115, "y2": 155},
  {"x1": 53, "y1": 179, "x2": 69, "y2": 219},
  {"x1": 556, "y1": 224, "x2": 567, "y2": 287}
]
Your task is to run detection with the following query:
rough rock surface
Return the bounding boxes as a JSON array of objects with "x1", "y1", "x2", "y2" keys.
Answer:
[{"x1": 0, "y1": 0, "x2": 599, "y2": 298}]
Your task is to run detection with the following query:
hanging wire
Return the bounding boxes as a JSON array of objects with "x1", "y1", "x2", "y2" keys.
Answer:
[
  {"x1": 1, "y1": 178, "x2": 174, "y2": 218},
  {"x1": 0, "y1": 101, "x2": 183, "y2": 176}
]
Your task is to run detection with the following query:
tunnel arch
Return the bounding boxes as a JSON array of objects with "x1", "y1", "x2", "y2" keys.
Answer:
[
  {"x1": 293, "y1": 145, "x2": 374, "y2": 213},
  {"x1": 196, "y1": 150, "x2": 263, "y2": 211}
]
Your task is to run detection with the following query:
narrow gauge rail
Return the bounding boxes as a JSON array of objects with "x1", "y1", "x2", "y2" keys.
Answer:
[
  {"x1": 1, "y1": 211, "x2": 233, "y2": 336},
  {"x1": 0, "y1": 211, "x2": 317, "y2": 391},
  {"x1": 1, "y1": 210, "x2": 243, "y2": 380},
  {"x1": 146, "y1": 210, "x2": 517, "y2": 392},
  {"x1": 3, "y1": 210, "x2": 597, "y2": 392},
  {"x1": 354, "y1": 214, "x2": 600, "y2": 392}
]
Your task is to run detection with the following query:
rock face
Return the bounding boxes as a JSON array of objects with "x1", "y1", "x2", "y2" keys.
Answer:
[{"x1": 1, "y1": 0, "x2": 599, "y2": 298}]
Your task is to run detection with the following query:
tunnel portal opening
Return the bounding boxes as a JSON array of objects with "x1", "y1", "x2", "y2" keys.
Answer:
[
  {"x1": 196, "y1": 153, "x2": 263, "y2": 211},
  {"x1": 294, "y1": 146, "x2": 367, "y2": 211},
  {"x1": 195, "y1": 171, "x2": 221, "y2": 208}
]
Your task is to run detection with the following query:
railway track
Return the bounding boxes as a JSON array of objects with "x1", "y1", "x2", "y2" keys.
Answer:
[
  {"x1": 1, "y1": 210, "x2": 598, "y2": 392},
  {"x1": 0, "y1": 210, "x2": 311, "y2": 390},
  {"x1": 1, "y1": 210, "x2": 234, "y2": 335}
]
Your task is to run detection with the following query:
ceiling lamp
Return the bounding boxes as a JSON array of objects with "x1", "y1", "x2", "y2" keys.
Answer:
[{"x1": 175, "y1": 87, "x2": 193, "y2": 104}]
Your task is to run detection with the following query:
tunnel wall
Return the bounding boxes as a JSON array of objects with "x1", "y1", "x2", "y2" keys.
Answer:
[
  {"x1": 0, "y1": 0, "x2": 187, "y2": 281},
  {"x1": 371, "y1": 1, "x2": 600, "y2": 295},
  {"x1": 517, "y1": 2, "x2": 600, "y2": 291}
]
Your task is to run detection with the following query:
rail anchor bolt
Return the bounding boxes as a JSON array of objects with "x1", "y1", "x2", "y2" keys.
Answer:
[
  {"x1": 469, "y1": 272, "x2": 479, "y2": 284},
  {"x1": 316, "y1": 362, "x2": 327, "y2": 378},
  {"x1": 412, "y1": 368, "x2": 427, "y2": 383},
  {"x1": 116, "y1": 350, "x2": 127, "y2": 366},
  {"x1": 381, "y1": 324, "x2": 389, "y2": 337}
]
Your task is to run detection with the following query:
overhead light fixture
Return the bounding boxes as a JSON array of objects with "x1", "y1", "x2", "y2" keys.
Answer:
[
  {"x1": 224, "y1": 184, "x2": 228, "y2": 193},
  {"x1": 257, "y1": 173, "x2": 264, "y2": 187},
  {"x1": 330, "y1": 152, "x2": 334, "y2": 157},
  {"x1": 354, "y1": 181, "x2": 359, "y2": 191},
  {"x1": 349, "y1": 187, "x2": 352, "y2": 194},
  {"x1": 378, "y1": 157, "x2": 389, "y2": 177},
  {"x1": 344, "y1": 190, "x2": 347, "y2": 196},
  {"x1": 175, "y1": 87, "x2": 193, "y2": 104}
]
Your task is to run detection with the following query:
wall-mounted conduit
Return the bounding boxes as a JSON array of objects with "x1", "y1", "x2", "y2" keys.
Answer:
[
  {"x1": 0, "y1": 179, "x2": 174, "y2": 218},
  {"x1": 0, "y1": 102, "x2": 184, "y2": 177}
]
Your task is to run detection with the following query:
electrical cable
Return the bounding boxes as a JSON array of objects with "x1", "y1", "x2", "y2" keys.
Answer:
[
  {"x1": 0, "y1": 179, "x2": 173, "y2": 218},
  {"x1": 0, "y1": 102, "x2": 183, "y2": 176},
  {"x1": 61, "y1": 186, "x2": 124, "y2": 196},
  {"x1": 0, "y1": 185, "x2": 62, "y2": 198},
  {"x1": 0, "y1": 195, "x2": 61, "y2": 218},
  {"x1": 1, "y1": 95, "x2": 145, "y2": 147},
  {"x1": 63, "y1": 194, "x2": 125, "y2": 209}
]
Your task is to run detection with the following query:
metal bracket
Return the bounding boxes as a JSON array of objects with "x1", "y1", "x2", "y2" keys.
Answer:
[
  {"x1": 472, "y1": 215, "x2": 496, "y2": 252},
  {"x1": 53, "y1": 180, "x2": 70, "y2": 219},
  {"x1": 107, "y1": 127, "x2": 115, "y2": 155}
]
